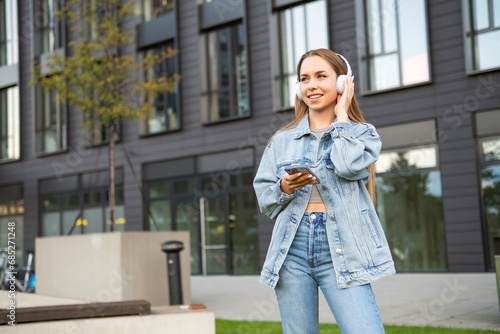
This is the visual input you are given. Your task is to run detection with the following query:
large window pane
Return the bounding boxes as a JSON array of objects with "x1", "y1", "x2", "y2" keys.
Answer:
[
  {"x1": 62, "y1": 194, "x2": 80, "y2": 235},
  {"x1": 0, "y1": 0, "x2": 18, "y2": 66},
  {"x1": 201, "y1": 23, "x2": 248, "y2": 123},
  {"x1": 466, "y1": 0, "x2": 500, "y2": 71},
  {"x1": 475, "y1": 30, "x2": 500, "y2": 70},
  {"x1": 473, "y1": 0, "x2": 490, "y2": 30},
  {"x1": 175, "y1": 201, "x2": 200, "y2": 275},
  {"x1": 143, "y1": 0, "x2": 174, "y2": 21},
  {"x1": 35, "y1": 85, "x2": 67, "y2": 153},
  {"x1": 275, "y1": 0, "x2": 328, "y2": 109},
  {"x1": 36, "y1": 0, "x2": 63, "y2": 55},
  {"x1": 376, "y1": 144, "x2": 446, "y2": 271},
  {"x1": 40, "y1": 170, "x2": 125, "y2": 236},
  {"x1": 0, "y1": 86, "x2": 20, "y2": 161},
  {"x1": 370, "y1": 54, "x2": 400, "y2": 91},
  {"x1": 364, "y1": 0, "x2": 430, "y2": 91},
  {"x1": 229, "y1": 192, "x2": 259, "y2": 274},
  {"x1": 481, "y1": 165, "x2": 500, "y2": 269},
  {"x1": 376, "y1": 146, "x2": 437, "y2": 173},
  {"x1": 142, "y1": 42, "x2": 179, "y2": 134},
  {"x1": 376, "y1": 170, "x2": 446, "y2": 271},
  {"x1": 150, "y1": 200, "x2": 172, "y2": 231}
]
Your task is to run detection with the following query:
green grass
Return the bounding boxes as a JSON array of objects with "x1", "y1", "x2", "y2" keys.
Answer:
[{"x1": 215, "y1": 319, "x2": 500, "y2": 334}]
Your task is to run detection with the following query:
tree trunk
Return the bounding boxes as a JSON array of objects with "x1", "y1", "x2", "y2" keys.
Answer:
[{"x1": 109, "y1": 121, "x2": 116, "y2": 232}]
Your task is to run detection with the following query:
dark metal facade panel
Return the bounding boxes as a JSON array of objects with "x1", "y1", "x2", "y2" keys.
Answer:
[
  {"x1": 198, "y1": 0, "x2": 244, "y2": 31},
  {"x1": 137, "y1": 12, "x2": 176, "y2": 49}
]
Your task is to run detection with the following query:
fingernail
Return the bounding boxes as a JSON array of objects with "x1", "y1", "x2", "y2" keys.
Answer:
[
  {"x1": 297, "y1": 173, "x2": 302, "y2": 176},
  {"x1": 308, "y1": 175, "x2": 313, "y2": 178}
]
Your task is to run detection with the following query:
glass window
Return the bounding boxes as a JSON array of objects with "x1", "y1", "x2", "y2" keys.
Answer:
[
  {"x1": 200, "y1": 22, "x2": 248, "y2": 123},
  {"x1": 142, "y1": 41, "x2": 180, "y2": 134},
  {"x1": 86, "y1": 110, "x2": 121, "y2": 145},
  {"x1": 0, "y1": 185, "x2": 24, "y2": 265},
  {"x1": 144, "y1": 167, "x2": 258, "y2": 275},
  {"x1": 0, "y1": 0, "x2": 18, "y2": 66},
  {"x1": 35, "y1": 84, "x2": 67, "y2": 153},
  {"x1": 363, "y1": 0, "x2": 430, "y2": 91},
  {"x1": 465, "y1": 0, "x2": 500, "y2": 71},
  {"x1": 274, "y1": 0, "x2": 328, "y2": 109},
  {"x1": 35, "y1": 0, "x2": 64, "y2": 55},
  {"x1": 376, "y1": 145, "x2": 447, "y2": 271},
  {"x1": 229, "y1": 191, "x2": 259, "y2": 274},
  {"x1": 479, "y1": 136, "x2": 500, "y2": 269},
  {"x1": 40, "y1": 170, "x2": 125, "y2": 236},
  {"x1": 143, "y1": 0, "x2": 174, "y2": 21},
  {"x1": 0, "y1": 86, "x2": 20, "y2": 161},
  {"x1": 0, "y1": 210, "x2": 24, "y2": 265}
]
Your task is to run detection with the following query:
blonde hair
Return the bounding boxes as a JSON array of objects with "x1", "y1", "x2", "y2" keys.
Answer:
[{"x1": 271, "y1": 48, "x2": 378, "y2": 206}]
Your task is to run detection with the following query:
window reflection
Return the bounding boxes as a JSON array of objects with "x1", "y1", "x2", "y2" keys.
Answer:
[
  {"x1": 376, "y1": 146, "x2": 437, "y2": 174},
  {"x1": 365, "y1": 0, "x2": 430, "y2": 91},
  {"x1": 35, "y1": 85, "x2": 67, "y2": 153},
  {"x1": 144, "y1": 0, "x2": 174, "y2": 21},
  {"x1": 40, "y1": 170, "x2": 125, "y2": 236},
  {"x1": 376, "y1": 145, "x2": 446, "y2": 271},
  {"x1": 0, "y1": 86, "x2": 20, "y2": 161},
  {"x1": 201, "y1": 23, "x2": 248, "y2": 123},
  {"x1": 481, "y1": 165, "x2": 500, "y2": 269},
  {"x1": 479, "y1": 135, "x2": 500, "y2": 269},
  {"x1": 36, "y1": 0, "x2": 63, "y2": 55},
  {"x1": 0, "y1": 0, "x2": 18, "y2": 66},
  {"x1": 275, "y1": 0, "x2": 328, "y2": 109},
  {"x1": 466, "y1": 0, "x2": 500, "y2": 71},
  {"x1": 145, "y1": 169, "x2": 258, "y2": 275},
  {"x1": 143, "y1": 42, "x2": 179, "y2": 134}
]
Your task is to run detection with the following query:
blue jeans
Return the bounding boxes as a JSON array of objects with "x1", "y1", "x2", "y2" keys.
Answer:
[{"x1": 275, "y1": 212, "x2": 385, "y2": 334}]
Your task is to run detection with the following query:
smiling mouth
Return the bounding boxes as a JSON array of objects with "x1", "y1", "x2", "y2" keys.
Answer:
[{"x1": 308, "y1": 94, "x2": 323, "y2": 99}]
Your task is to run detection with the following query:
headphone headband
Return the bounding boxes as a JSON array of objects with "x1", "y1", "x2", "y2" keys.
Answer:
[
  {"x1": 336, "y1": 53, "x2": 352, "y2": 77},
  {"x1": 295, "y1": 52, "x2": 353, "y2": 100}
]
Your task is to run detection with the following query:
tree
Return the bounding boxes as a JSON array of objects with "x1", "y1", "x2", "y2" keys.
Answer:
[{"x1": 31, "y1": 0, "x2": 180, "y2": 232}]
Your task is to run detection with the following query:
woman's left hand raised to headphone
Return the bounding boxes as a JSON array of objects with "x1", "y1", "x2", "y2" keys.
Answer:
[{"x1": 334, "y1": 76, "x2": 355, "y2": 121}]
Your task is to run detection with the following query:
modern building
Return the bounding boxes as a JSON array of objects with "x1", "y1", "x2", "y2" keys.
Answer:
[{"x1": 0, "y1": 0, "x2": 499, "y2": 276}]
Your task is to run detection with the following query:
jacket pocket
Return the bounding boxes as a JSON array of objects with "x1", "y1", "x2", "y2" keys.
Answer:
[
  {"x1": 325, "y1": 159, "x2": 355, "y2": 196},
  {"x1": 361, "y1": 209, "x2": 382, "y2": 248}
]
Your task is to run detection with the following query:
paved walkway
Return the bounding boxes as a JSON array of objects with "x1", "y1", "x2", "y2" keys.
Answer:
[{"x1": 191, "y1": 273, "x2": 500, "y2": 331}]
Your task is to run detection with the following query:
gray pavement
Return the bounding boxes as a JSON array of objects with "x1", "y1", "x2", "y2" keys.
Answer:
[{"x1": 191, "y1": 273, "x2": 500, "y2": 331}]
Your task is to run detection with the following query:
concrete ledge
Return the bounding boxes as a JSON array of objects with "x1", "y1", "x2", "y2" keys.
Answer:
[{"x1": 0, "y1": 306, "x2": 215, "y2": 334}]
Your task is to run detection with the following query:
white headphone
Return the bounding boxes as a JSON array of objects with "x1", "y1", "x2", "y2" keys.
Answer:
[{"x1": 296, "y1": 53, "x2": 353, "y2": 101}]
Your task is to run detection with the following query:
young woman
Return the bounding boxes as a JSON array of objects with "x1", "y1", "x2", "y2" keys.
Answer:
[{"x1": 253, "y1": 48, "x2": 396, "y2": 333}]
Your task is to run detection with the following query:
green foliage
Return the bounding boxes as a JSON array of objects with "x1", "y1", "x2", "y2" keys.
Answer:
[
  {"x1": 215, "y1": 319, "x2": 500, "y2": 334},
  {"x1": 30, "y1": 0, "x2": 180, "y2": 125}
]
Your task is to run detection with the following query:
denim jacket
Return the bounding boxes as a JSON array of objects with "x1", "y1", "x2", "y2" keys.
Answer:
[{"x1": 253, "y1": 114, "x2": 396, "y2": 289}]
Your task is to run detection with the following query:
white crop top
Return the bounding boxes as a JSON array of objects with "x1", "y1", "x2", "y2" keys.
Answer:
[{"x1": 308, "y1": 126, "x2": 329, "y2": 204}]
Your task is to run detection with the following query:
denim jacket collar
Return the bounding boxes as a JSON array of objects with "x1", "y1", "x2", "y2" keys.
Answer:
[{"x1": 292, "y1": 114, "x2": 355, "y2": 139}]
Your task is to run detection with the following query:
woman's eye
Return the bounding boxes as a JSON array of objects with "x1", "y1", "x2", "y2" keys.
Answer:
[
  {"x1": 318, "y1": 75, "x2": 326, "y2": 78},
  {"x1": 301, "y1": 78, "x2": 308, "y2": 82}
]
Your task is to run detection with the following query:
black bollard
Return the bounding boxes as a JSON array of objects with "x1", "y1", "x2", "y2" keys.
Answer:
[{"x1": 161, "y1": 241, "x2": 184, "y2": 305}]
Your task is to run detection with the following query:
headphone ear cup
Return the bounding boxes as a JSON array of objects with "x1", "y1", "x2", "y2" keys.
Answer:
[
  {"x1": 336, "y1": 74, "x2": 347, "y2": 94},
  {"x1": 295, "y1": 81, "x2": 303, "y2": 101}
]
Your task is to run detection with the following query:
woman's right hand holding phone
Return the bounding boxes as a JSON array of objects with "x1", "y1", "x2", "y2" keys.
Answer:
[{"x1": 280, "y1": 172, "x2": 316, "y2": 194}]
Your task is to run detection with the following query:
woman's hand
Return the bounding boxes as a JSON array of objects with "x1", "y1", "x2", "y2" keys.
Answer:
[
  {"x1": 280, "y1": 172, "x2": 316, "y2": 194},
  {"x1": 334, "y1": 76, "x2": 355, "y2": 120}
]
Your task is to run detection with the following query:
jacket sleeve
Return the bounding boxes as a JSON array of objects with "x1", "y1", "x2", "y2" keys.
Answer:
[
  {"x1": 253, "y1": 142, "x2": 296, "y2": 220},
  {"x1": 329, "y1": 121, "x2": 381, "y2": 181}
]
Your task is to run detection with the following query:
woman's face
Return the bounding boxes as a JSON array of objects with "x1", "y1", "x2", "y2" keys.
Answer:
[{"x1": 299, "y1": 55, "x2": 338, "y2": 113}]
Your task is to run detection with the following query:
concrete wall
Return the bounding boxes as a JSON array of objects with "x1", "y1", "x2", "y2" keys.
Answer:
[{"x1": 35, "y1": 231, "x2": 191, "y2": 306}]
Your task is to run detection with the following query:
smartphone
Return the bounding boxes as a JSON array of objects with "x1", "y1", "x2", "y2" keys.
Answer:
[{"x1": 284, "y1": 164, "x2": 320, "y2": 184}]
